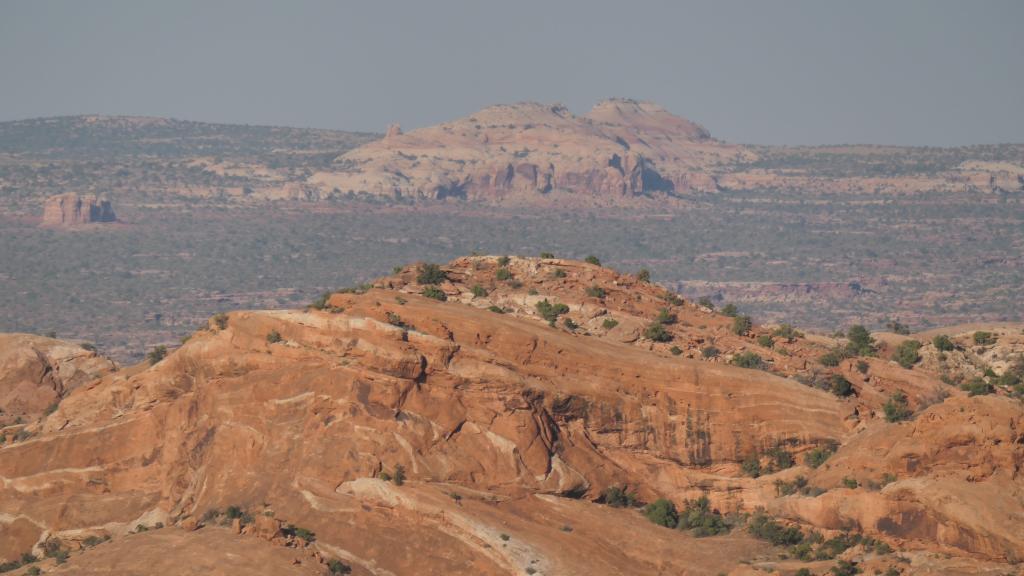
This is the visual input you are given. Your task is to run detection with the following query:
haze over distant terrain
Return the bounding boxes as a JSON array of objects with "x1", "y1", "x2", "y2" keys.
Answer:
[
  {"x1": 1, "y1": 0, "x2": 1022, "y2": 145},
  {"x1": 2, "y1": 4, "x2": 1024, "y2": 576}
]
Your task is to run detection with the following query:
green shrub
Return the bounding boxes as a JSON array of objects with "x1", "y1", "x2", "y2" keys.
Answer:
[
  {"x1": 602, "y1": 318, "x2": 619, "y2": 329},
  {"x1": 385, "y1": 312, "x2": 412, "y2": 330},
  {"x1": 732, "y1": 315, "x2": 753, "y2": 336},
  {"x1": 772, "y1": 324, "x2": 802, "y2": 341},
  {"x1": 846, "y1": 325, "x2": 876, "y2": 356},
  {"x1": 741, "y1": 453, "x2": 761, "y2": 478},
  {"x1": 886, "y1": 320, "x2": 910, "y2": 335},
  {"x1": 471, "y1": 284, "x2": 488, "y2": 298},
  {"x1": 701, "y1": 346, "x2": 720, "y2": 359},
  {"x1": 393, "y1": 463, "x2": 406, "y2": 486},
  {"x1": 804, "y1": 445, "x2": 835, "y2": 468},
  {"x1": 856, "y1": 360, "x2": 870, "y2": 373},
  {"x1": 973, "y1": 331, "x2": 996, "y2": 346},
  {"x1": 670, "y1": 346, "x2": 683, "y2": 356},
  {"x1": 883, "y1": 392, "x2": 911, "y2": 422},
  {"x1": 747, "y1": 511, "x2": 804, "y2": 546},
  {"x1": 774, "y1": 475, "x2": 808, "y2": 496},
  {"x1": 497, "y1": 255, "x2": 511, "y2": 266},
  {"x1": 676, "y1": 496, "x2": 730, "y2": 536},
  {"x1": 584, "y1": 255, "x2": 601, "y2": 266},
  {"x1": 146, "y1": 345, "x2": 168, "y2": 365},
  {"x1": 655, "y1": 308, "x2": 677, "y2": 325},
  {"x1": 636, "y1": 268, "x2": 651, "y2": 283},
  {"x1": 643, "y1": 498, "x2": 678, "y2": 528},
  {"x1": 602, "y1": 485, "x2": 638, "y2": 508},
  {"x1": 488, "y1": 305, "x2": 505, "y2": 314},
  {"x1": 644, "y1": 322, "x2": 672, "y2": 342},
  {"x1": 961, "y1": 377, "x2": 994, "y2": 396},
  {"x1": 819, "y1": 349, "x2": 845, "y2": 367},
  {"x1": 310, "y1": 292, "x2": 330, "y2": 310},
  {"x1": 892, "y1": 340, "x2": 922, "y2": 369},
  {"x1": 731, "y1": 351, "x2": 764, "y2": 370},
  {"x1": 932, "y1": 334, "x2": 954, "y2": 351},
  {"x1": 82, "y1": 535, "x2": 107, "y2": 548},
  {"x1": 721, "y1": 303, "x2": 738, "y2": 317},
  {"x1": 563, "y1": 318, "x2": 578, "y2": 331},
  {"x1": 698, "y1": 296, "x2": 714, "y2": 310},
  {"x1": 552, "y1": 268, "x2": 567, "y2": 278},
  {"x1": 585, "y1": 285, "x2": 606, "y2": 298},
  {"x1": 496, "y1": 267, "x2": 513, "y2": 281},
  {"x1": 539, "y1": 252, "x2": 554, "y2": 259},
  {"x1": 417, "y1": 263, "x2": 447, "y2": 285},
  {"x1": 327, "y1": 559, "x2": 352, "y2": 574},
  {"x1": 536, "y1": 299, "x2": 569, "y2": 324},
  {"x1": 831, "y1": 559, "x2": 861, "y2": 576},
  {"x1": 266, "y1": 330, "x2": 282, "y2": 344},
  {"x1": 212, "y1": 312, "x2": 229, "y2": 330},
  {"x1": 842, "y1": 476, "x2": 859, "y2": 489},
  {"x1": 830, "y1": 374, "x2": 854, "y2": 397},
  {"x1": 422, "y1": 286, "x2": 447, "y2": 301},
  {"x1": 766, "y1": 446, "x2": 794, "y2": 470},
  {"x1": 756, "y1": 335, "x2": 775, "y2": 348},
  {"x1": 285, "y1": 524, "x2": 316, "y2": 542}
]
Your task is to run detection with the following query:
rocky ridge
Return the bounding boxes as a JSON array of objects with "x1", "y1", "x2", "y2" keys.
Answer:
[
  {"x1": 0, "y1": 256, "x2": 1021, "y2": 575},
  {"x1": 308, "y1": 99, "x2": 745, "y2": 203}
]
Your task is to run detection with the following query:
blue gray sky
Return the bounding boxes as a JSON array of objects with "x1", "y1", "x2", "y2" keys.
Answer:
[{"x1": 2, "y1": 0, "x2": 1021, "y2": 145}]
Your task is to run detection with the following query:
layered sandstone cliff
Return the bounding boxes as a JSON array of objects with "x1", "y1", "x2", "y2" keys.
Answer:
[
  {"x1": 308, "y1": 99, "x2": 749, "y2": 203},
  {"x1": 0, "y1": 257, "x2": 1021, "y2": 575},
  {"x1": 40, "y1": 192, "x2": 117, "y2": 227},
  {"x1": 0, "y1": 333, "x2": 116, "y2": 422}
]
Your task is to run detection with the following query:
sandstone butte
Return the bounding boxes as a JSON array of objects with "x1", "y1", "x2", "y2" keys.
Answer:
[
  {"x1": 0, "y1": 256, "x2": 1022, "y2": 575},
  {"x1": 304, "y1": 99, "x2": 1024, "y2": 205},
  {"x1": 39, "y1": 193, "x2": 117, "y2": 227}
]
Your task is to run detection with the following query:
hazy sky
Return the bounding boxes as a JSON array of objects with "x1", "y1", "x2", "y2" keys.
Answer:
[{"x1": 2, "y1": 0, "x2": 1021, "y2": 145}]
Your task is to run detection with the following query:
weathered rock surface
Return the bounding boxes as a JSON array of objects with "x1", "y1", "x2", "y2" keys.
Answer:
[
  {"x1": 304, "y1": 100, "x2": 1023, "y2": 206},
  {"x1": 0, "y1": 257, "x2": 1021, "y2": 574},
  {"x1": 40, "y1": 192, "x2": 117, "y2": 227},
  {"x1": 0, "y1": 333, "x2": 116, "y2": 421},
  {"x1": 308, "y1": 99, "x2": 749, "y2": 203}
]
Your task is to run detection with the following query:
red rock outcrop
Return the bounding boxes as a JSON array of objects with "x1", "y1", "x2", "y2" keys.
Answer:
[
  {"x1": 40, "y1": 192, "x2": 117, "y2": 227},
  {"x1": 0, "y1": 333, "x2": 116, "y2": 422},
  {"x1": 0, "y1": 257, "x2": 1021, "y2": 574}
]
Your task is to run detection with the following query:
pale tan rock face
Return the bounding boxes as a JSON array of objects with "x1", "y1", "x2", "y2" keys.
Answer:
[
  {"x1": 308, "y1": 99, "x2": 748, "y2": 203},
  {"x1": 40, "y1": 192, "x2": 116, "y2": 226}
]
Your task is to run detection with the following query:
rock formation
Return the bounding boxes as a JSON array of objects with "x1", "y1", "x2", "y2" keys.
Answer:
[
  {"x1": 308, "y1": 99, "x2": 749, "y2": 203},
  {"x1": 0, "y1": 257, "x2": 1021, "y2": 575},
  {"x1": 40, "y1": 192, "x2": 117, "y2": 227},
  {"x1": 305, "y1": 100, "x2": 1023, "y2": 205},
  {"x1": 0, "y1": 333, "x2": 116, "y2": 422}
]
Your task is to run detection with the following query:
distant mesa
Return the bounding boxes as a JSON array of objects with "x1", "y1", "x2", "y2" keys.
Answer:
[
  {"x1": 41, "y1": 192, "x2": 117, "y2": 227},
  {"x1": 306, "y1": 98, "x2": 743, "y2": 204}
]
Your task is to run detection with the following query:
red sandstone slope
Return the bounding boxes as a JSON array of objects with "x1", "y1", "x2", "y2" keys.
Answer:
[
  {"x1": 0, "y1": 333, "x2": 116, "y2": 423},
  {"x1": 0, "y1": 257, "x2": 1021, "y2": 575}
]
